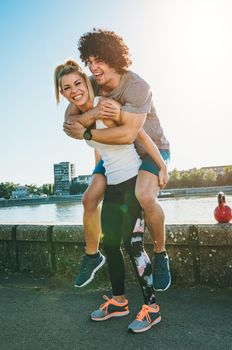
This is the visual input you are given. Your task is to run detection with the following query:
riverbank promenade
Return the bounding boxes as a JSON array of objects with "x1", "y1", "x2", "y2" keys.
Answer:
[
  {"x1": 0, "y1": 271, "x2": 231, "y2": 350},
  {"x1": 1, "y1": 185, "x2": 232, "y2": 208}
]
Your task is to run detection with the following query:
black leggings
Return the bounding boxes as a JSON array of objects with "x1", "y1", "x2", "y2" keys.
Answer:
[{"x1": 101, "y1": 176, "x2": 156, "y2": 305}]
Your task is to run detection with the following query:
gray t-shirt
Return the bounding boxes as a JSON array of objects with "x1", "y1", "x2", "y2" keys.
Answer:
[{"x1": 89, "y1": 70, "x2": 170, "y2": 158}]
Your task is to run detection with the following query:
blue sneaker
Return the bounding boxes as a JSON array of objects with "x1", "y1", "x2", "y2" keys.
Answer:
[
  {"x1": 153, "y1": 252, "x2": 171, "y2": 291},
  {"x1": 74, "y1": 252, "x2": 105, "y2": 287},
  {"x1": 128, "y1": 304, "x2": 161, "y2": 333},
  {"x1": 91, "y1": 295, "x2": 129, "y2": 321}
]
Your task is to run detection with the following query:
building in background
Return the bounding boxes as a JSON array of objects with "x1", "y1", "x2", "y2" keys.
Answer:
[
  {"x1": 54, "y1": 162, "x2": 75, "y2": 195},
  {"x1": 69, "y1": 175, "x2": 92, "y2": 195},
  {"x1": 201, "y1": 166, "x2": 227, "y2": 176},
  {"x1": 74, "y1": 175, "x2": 92, "y2": 185},
  {"x1": 12, "y1": 186, "x2": 29, "y2": 199},
  {"x1": 174, "y1": 165, "x2": 230, "y2": 176}
]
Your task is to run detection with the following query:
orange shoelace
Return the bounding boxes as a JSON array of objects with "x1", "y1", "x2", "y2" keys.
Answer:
[
  {"x1": 99, "y1": 295, "x2": 126, "y2": 311},
  {"x1": 136, "y1": 304, "x2": 159, "y2": 323}
]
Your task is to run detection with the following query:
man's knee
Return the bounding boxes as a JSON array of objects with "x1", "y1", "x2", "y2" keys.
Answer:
[
  {"x1": 136, "y1": 189, "x2": 156, "y2": 209},
  {"x1": 136, "y1": 172, "x2": 159, "y2": 209}
]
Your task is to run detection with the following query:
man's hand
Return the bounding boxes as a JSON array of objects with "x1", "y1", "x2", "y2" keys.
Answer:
[
  {"x1": 63, "y1": 121, "x2": 86, "y2": 140},
  {"x1": 97, "y1": 98, "x2": 121, "y2": 124}
]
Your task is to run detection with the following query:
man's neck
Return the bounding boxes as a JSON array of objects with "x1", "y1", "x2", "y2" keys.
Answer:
[{"x1": 100, "y1": 73, "x2": 122, "y2": 96}]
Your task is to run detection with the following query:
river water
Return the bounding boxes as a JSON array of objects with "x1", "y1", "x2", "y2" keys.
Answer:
[{"x1": 0, "y1": 195, "x2": 231, "y2": 224}]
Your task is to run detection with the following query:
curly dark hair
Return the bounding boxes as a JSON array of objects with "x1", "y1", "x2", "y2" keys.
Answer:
[{"x1": 78, "y1": 28, "x2": 132, "y2": 74}]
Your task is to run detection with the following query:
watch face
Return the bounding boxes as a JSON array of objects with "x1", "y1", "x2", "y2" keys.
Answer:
[{"x1": 84, "y1": 129, "x2": 92, "y2": 140}]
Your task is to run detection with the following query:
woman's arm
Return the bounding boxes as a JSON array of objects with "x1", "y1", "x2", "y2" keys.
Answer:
[
  {"x1": 64, "y1": 102, "x2": 98, "y2": 127},
  {"x1": 94, "y1": 149, "x2": 102, "y2": 166},
  {"x1": 136, "y1": 129, "x2": 169, "y2": 189}
]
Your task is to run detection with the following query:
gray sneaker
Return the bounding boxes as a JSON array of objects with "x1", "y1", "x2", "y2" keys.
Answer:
[
  {"x1": 74, "y1": 252, "x2": 105, "y2": 287},
  {"x1": 91, "y1": 295, "x2": 129, "y2": 321},
  {"x1": 128, "y1": 304, "x2": 161, "y2": 333}
]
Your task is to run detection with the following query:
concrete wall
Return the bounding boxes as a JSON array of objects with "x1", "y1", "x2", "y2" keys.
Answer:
[{"x1": 0, "y1": 224, "x2": 231, "y2": 288}]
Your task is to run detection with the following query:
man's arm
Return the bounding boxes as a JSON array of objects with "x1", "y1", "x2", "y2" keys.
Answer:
[
  {"x1": 92, "y1": 110, "x2": 146, "y2": 144},
  {"x1": 64, "y1": 109, "x2": 146, "y2": 144}
]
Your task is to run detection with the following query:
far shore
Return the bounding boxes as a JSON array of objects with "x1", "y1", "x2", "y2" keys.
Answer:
[{"x1": 0, "y1": 185, "x2": 231, "y2": 208}]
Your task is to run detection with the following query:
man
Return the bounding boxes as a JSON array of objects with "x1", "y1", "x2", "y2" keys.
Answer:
[{"x1": 64, "y1": 28, "x2": 171, "y2": 291}]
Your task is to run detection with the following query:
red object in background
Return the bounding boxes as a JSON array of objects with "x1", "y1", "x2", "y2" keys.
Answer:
[{"x1": 214, "y1": 192, "x2": 232, "y2": 223}]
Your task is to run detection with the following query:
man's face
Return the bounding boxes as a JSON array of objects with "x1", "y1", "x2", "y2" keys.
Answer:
[{"x1": 87, "y1": 56, "x2": 118, "y2": 86}]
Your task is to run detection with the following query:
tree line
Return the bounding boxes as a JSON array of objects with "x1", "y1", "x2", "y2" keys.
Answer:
[
  {"x1": 0, "y1": 183, "x2": 54, "y2": 199},
  {"x1": 0, "y1": 182, "x2": 88, "y2": 199},
  {"x1": 166, "y1": 166, "x2": 232, "y2": 189}
]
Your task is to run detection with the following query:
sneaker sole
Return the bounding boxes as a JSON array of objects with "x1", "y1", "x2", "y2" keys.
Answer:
[
  {"x1": 128, "y1": 315, "x2": 161, "y2": 333},
  {"x1": 154, "y1": 276, "x2": 171, "y2": 291},
  {"x1": 74, "y1": 255, "x2": 106, "y2": 288},
  {"x1": 91, "y1": 310, "x2": 130, "y2": 321}
]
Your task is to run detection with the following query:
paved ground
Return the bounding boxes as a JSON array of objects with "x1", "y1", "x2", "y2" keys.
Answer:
[{"x1": 0, "y1": 272, "x2": 231, "y2": 350}]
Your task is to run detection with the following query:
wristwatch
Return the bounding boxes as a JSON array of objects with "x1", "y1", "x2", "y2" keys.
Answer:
[{"x1": 83, "y1": 128, "x2": 93, "y2": 140}]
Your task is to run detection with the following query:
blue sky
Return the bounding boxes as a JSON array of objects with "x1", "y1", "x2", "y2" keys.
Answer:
[{"x1": 1, "y1": 0, "x2": 232, "y2": 185}]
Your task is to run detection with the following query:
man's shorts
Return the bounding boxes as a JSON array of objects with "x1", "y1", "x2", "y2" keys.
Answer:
[{"x1": 92, "y1": 149, "x2": 170, "y2": 177}]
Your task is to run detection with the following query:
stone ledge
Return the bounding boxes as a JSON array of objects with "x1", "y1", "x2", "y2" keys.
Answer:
[
  {"x1": 52, "y1": 225, "x2": 84, "y2": 242},
  {"x1": 0, "y1": 225, "x2": 17, "y2": 241},
  {"x1": 166, "y1": 224, "x2": 198, "y2": 245},
  {"x1": 16, "y1": 225, "x2": 51, "y2": 242},
  {"x1": 198, "y1": 224, "x2": 232, "y2": 246},
  {"x1": 1, "y1": 223, "x2": 231, "y2": 244},
  {"x1": 0, "y1": 223, "x2": 231, "y2": 288}
]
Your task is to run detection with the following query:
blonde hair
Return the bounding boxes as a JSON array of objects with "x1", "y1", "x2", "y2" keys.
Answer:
[{"x1": 54, "y1": 59, "x2": 94, "y2": 104}]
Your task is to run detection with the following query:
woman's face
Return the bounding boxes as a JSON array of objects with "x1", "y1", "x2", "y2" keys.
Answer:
[{"x1": 60, "y1": 72, "x2": 89, "y2": 108}]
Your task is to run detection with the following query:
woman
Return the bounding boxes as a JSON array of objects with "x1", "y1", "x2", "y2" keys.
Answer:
[{"x1": 54, "y1": 60, "x2": 166, "y2": 333}]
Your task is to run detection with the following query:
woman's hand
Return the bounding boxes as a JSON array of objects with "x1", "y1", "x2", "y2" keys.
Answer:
[
  {"x1": 63, "y1": 120, "x2": 86, "y2": 140},
  {"x1": 158, "y1": 166, "x2": 169, "y2": 189}
]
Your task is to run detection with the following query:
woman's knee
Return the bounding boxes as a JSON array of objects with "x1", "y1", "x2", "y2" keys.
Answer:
[
  {"x1": 103, "y1": 243, "x2": 121, "y2": 257},
  {"x1": 82, "y1": 178, "x2": 105, "y2": 210},
  {"x1": 123, "y1": 235, "x2": 143, "y2": 257},
  {"x1": 82, "y1": 190, "x2": 101, "y2": 210}
]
